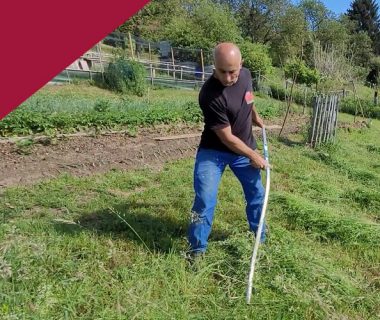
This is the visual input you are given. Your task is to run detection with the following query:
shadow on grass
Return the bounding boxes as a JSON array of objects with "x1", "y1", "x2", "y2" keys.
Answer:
[
  {"x1": 53, "y1": 200, "x2": 230, "y2": 254},
  {"x1": 278, "y1": 136, "x2": 305, "y2": 147}
]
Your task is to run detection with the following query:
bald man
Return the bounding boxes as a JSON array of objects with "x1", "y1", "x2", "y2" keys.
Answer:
[{"x1": 188, "y1": 42, "x2": 268, "y2": 259}]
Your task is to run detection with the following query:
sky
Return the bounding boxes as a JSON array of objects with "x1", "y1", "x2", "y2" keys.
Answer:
[
  {"x1": 292, "y1": 0, "x2": 353, "y2": 16},
  {"x1": 320, "y1": 0, "x2": 352, "y2": 15}
]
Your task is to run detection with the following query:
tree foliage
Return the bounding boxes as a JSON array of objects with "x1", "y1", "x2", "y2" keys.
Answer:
[
  {"x1": 114, "y1": 0, "x2": 380, "y2": 86},
  {"x1": 240, "y1": 41, "x2": 272, "y2": 76},
  {"x1": 163, "y1": 0, "x2": 242, "y2": 50},
  {"x1": 284, "y1": 60, "x2": 320, "y2": 86},
  {"x1": 347, "y1": 0, "x2": 380, "y2": 53}
]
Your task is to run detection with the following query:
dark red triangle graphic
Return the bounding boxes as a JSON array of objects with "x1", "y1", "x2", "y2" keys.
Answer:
[{"x1": 0, "y1": 0, "x2": 150, "y2": 120}]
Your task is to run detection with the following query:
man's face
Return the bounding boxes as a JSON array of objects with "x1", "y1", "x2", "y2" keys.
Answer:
[{"x1": 213, "y1": 60, "x2": 242, "y2": 87}]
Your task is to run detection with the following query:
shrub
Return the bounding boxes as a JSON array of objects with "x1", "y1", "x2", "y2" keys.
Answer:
[
  {"x1": 240, "y1": 41, "x2": 272, "y2": 77},
  {"x1": 105, "y1": 58, "x2": 147, "y2": 96},
  {"x1": 284, "y1": 60, "x2": 320, "y2": 87},
  {"x1": 340, "y1": 97, "x2": 380, "y2": 119}
]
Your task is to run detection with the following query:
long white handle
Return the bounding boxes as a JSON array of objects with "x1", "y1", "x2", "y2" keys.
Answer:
[{"x1": 246, "y1": 127, "x2": 271, "y2": 304}]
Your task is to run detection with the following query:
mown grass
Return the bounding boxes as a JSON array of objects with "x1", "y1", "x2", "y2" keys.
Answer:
[
  {"x1": 0, "y1": 113, "x2": 379, "y2": 319},
  {"x1": 0, "y1": 83, "x2": 284, "y2": 137}
]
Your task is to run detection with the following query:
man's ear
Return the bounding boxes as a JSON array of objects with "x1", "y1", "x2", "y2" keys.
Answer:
[{"x1": 240, "y1": 59, "x2": 244, "y2": 68}]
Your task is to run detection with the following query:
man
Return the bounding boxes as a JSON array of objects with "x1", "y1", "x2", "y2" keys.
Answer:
[{"x1": 188, "y1": 42, "x2": 269, "y2": 258}]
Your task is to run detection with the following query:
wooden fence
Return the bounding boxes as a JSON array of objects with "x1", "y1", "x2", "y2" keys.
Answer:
[{"x1": 309, "y1": 93, "x2": 340, "y2": 147}]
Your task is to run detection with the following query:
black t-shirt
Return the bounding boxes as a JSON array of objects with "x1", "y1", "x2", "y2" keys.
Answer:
[{"x1": 198, "y1": 67, "x2": 257, "y2": 153}]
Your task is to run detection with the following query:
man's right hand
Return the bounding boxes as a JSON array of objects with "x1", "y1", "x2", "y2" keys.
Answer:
[
  {"x1": 214, "y1": 126, "x2": 270, "y2": 170},
  {"x1": 250, "y1": 152, "x2": 269, "y2": 170}
]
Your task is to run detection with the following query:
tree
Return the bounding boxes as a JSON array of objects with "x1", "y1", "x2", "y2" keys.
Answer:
[
  {"x1": 240, "y1": 41, "x2": 272, "y2": 76},
  {"x1": 117, "y1": 0, "x2": 184, "y2": 41},
  {"x1": 347, "y1": 0, "x2": 380, "y2": 53},
  {"x1": 270, "y1": 7, "x2": 308, "y2": 65},
  {"x1": 315, "y1": 19, "x2": 349, "y2": 53},
  {"x1": 299, "y1": 0, "x2": 332, "y2": 32},
  {"x1": 164, "y1": 0, "x2": 242, "y2": 50},
  {"x1": 237, "y1": 0, "x2": 290, "y2": 44}
]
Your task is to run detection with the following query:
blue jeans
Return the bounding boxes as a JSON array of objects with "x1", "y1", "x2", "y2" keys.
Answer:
[{"x1": 188, "y1": 148, "x2": 265, "y2": 253}]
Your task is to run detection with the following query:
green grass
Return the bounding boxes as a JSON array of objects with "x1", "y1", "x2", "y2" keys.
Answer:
[
  {"x1": 1, "y1": 114, "x2": 379, "y2": 319},
  {"x1": 0, "y1": 83, "x2": 285, "y2": 137}
]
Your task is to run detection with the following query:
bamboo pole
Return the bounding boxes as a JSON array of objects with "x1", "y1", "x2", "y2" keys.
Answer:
[
  {"x1": 331, "y1": 95, "x2": 338, "y2": 140},
  {"x1": 200, "y1": 49, "x2": 205, "y2": 82},
  {"x1": 333, "y1": 96, "x2": 339, "y2": 142},
  {"x1": 171, "y1": 47, "x2": 176, "y2": 79},
  {"x1": 279, "y1": 73, "x2": 297, "y2": 137},
  {"x1": 324, "y1": 95, "x2": 332, "y2": 142},
  {"x1": 148, "y1": 42, "x2": 152, "y2": 62},
  {"x1": 322, "y1": 95, "x2": 331, "y2": 143},
  {"x1": 327, "y1": 95, "x2": 335, "y2": 142},
  {"x1": 303, "y1": 87, "x2": 307, "y2": 114},
  {"x1": 128, "y1": 32, "x2": 135, "y2": 60},
  {"x1": 310, "y1": 95, "x2": 320, "y2": 147},
  {"x1": 321, "y1": 95, "x2": 329, "y2": 144},
  {"x1": 97, "y1": 43, "x2": 105, "y2": 81}
]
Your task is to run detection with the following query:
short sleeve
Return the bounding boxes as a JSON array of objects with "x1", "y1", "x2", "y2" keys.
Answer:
[
  {"x1": 246, "y1": 69, "x2": 253, "y2": 92},
  {"x1": 203, "y1": 99, "x2": 230, "y2": 131},
  {"x1": 245, "y1": 69, "x2": 254, "y2": 105}
]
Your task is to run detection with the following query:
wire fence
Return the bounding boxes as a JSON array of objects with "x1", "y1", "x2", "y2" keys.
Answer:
[{"x1": 51, "y1": 31, "x2": 214, "y2": 89}]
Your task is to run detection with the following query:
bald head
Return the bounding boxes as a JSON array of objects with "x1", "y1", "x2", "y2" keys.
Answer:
[
  {"x1": 213, "y1": 42, "x2": 242, "y2": 86},
  {"x1": 213, "y1": 42, "x2": 242, "y2": 65}
]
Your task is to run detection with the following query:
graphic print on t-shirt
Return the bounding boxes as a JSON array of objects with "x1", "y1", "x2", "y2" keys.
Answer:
[{"x1": 245, "y1": 91, "x2": 254, "y2": 105}]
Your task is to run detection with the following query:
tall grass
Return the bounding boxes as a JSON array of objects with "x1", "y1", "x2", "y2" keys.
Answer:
[{"x1": 1, "y1": 115, "x2": 379, "y2": 319}]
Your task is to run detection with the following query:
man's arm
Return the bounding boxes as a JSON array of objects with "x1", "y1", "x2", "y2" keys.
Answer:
[{"x1": 214, "y1": 126, "x2": 268, "y2": 169}]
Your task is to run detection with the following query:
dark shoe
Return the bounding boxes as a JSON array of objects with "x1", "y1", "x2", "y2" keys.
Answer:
[{"x1": 186, "y1": 251, "x2": 205, "y2": 266}]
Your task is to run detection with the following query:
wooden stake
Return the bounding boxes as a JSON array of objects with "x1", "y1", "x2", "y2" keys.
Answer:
[
  {"x1": 97, "y1": 43, "x2": 105, "y2": 81},
  {"x1": 150, "y1": 63, "x2": 154, "y2": 86},
  {"x1": 310, "y1": 95, "x2": 320, "y2": 146},
  {"x1": 200, "y1": 49, "x2": 205, "y2": 82},
  {"x1": 171, "y1": 47, "x2": 176, "y2": 79},
  {"x1": 128, "y1": 32, "x2": 135, "y2": 59}
]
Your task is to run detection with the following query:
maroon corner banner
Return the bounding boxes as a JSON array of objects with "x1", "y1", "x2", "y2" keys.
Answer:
[{"x1": 0, "y1": 0, "x2": 151, "y2": 120}]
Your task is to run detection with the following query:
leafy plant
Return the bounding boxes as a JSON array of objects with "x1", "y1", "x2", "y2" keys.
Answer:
[{"x1": 105, "y1": 58, "x2": 147, "y2": 96}]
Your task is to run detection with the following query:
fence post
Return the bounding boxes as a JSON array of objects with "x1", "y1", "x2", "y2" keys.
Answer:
[
  {"x1": 303, "y1": 87, "x2": 307, "y2": 114},
  {"x1": 310, "y1": 95, "x2": 319, "y2": 147},
  {"x1": 171, "y1": 47, "x2": 176, "y2": 80},
  {"x1": 200, "y1": 49, "x2": 205, "y2": 82},
  {"x1": 97, "y1": 42, "x2": 105, "y2": 82},
  {"x1": 374, "y1": 90, "x2": 378, "y2": 106},
  {"x1": 150, "y1": 64, "x2": 154, "y2": 86}
]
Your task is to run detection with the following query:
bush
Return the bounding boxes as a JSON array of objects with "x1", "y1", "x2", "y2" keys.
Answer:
[
  {"x1": 284, "y1": 60, "x2": 320, "y2": 87},
  {"x1": 267, "y1": 84, "x2": 314, "y2": 107},
  {"x1": 240, "y1": 41, "x2": 272, "y2": 77},
  {"x1": 340, "y1": 97, "x2": 380, "y2": 119},
  {"x1": 105, "y1": 58, "x2": 147, "y2": 96}
]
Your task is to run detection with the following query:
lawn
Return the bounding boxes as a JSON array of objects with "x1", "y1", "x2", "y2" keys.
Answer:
[{"x1": 1, "y1": 113, "x2": 379, "y2": 319}]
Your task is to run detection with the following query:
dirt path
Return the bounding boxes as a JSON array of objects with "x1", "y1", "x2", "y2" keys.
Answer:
[{"x1": 0, "y1": 117, "x2": 307, "y2": 189}]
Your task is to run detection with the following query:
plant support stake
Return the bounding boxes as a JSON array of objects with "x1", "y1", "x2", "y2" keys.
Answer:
[{"x1": 246, "y1": 127, "x2": 271, "y2": 304}]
